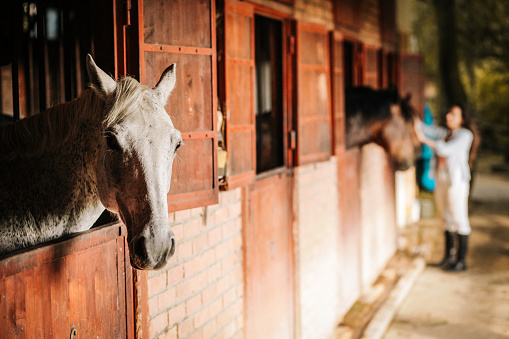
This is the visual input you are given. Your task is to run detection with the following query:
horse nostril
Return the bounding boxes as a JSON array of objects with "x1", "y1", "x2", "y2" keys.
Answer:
[
  {"x1": 169, "y1": 237, "x2": 176, "y2": 257},
  {"x1": 133, "y1": 236, "x2": 148, "y2": 260}
]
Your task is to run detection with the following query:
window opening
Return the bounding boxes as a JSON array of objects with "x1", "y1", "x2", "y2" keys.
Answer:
[
  {"x1": 1, "y1": 1, "x2": 112, "y2": 122},
  {"x1": 254, "y1": 15, "x2": 284, "y2": 174},
  {"x1": 387, "y1": 52, "x2": 396, "y2": 87},
  {"x1": 343, "y1": 40, "x2": 354, "y2": 88}
]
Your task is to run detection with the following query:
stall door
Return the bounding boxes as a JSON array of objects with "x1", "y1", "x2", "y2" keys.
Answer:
[
  {"x1": 244, "y1": 174, "x2": 294, "y2": 339},
  {"x1": 0, "y1": 223, "x2": 133, "y2": 338},
  {"x1": 223, "y1": 4, "x2": 295, "y2": 338},
  {"x1": 338, "y1": 148, "x2": 362, "y2": 308}
]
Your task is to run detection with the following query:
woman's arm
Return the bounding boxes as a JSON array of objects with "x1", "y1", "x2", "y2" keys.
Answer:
[
  {"x1": 435, "y1": 129, "x2": 473, "y2": 157},
  {"x1": 420, "y1": 122, "x2": 449, "y2": 140},
  {"x1": 414, "y1": 119, "x2": 438, "y2": 149}
]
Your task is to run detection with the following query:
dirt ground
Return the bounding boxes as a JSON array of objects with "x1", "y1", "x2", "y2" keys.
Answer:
[{"x1": 383, "y1": 152, "x2": 509, "y2": 339}]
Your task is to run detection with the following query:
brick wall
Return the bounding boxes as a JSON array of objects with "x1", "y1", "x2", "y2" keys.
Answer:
[
  {"x1": 359, "y1": 144, "x2": 397, "y2": 290},
  {"x1": 147, "y1": 189, "x2": 244, "y2": 339},
  {"x1": 294, "y1": 157, "x2": 342, "y2": 339}
]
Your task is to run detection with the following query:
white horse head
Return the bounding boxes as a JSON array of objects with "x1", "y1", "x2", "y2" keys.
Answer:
[{"x1": 87, "y1": 55, "x2": 182, "y2": 269}]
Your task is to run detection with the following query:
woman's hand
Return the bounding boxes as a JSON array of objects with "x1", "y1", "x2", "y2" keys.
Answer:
[
  {"x1": 413, "y1": 118, "x2": 437, "y2": 149},
  {"x1": 413, "y1": 118, "x2": 425, "y2": 143}
]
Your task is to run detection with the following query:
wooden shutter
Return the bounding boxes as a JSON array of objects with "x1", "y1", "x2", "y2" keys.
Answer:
[
  {"x1": 334, "y1": 0, "x2": 362, "y2": 31},
  {"x1": 330, "y1": 32, "x2": 346, "y2": 155},
  {"x1": 399, "y1": 54, "x2": 424, "y2": 117},
  {"x1": 377, "y1": 49, "x2": 398, "y2": 89},
  {"x1": 296, "y1": 23, "x2": 331, "y2": 165},
  {"x1": 354, "y1": 42, "x2": 364, "y2": 86},
  {"x1": 219, "y1": 0, "x2": 256, "y2": 188},
  {"x1": 138, "y1": 0, "x2": 218, "y2": 211},
  {"x1": 364, "y1": 47, "x2": 378, "y2": 89},
  {"x1": 378, "y1": 49, "x2": 387, "y2": 89},
  {"x1": 380, "y1": 0, "x2": 397, "y2": 45}
]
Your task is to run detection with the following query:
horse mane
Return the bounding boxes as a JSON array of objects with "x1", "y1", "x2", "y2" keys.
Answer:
[
  {"x1": 0, "y1": 76, "x2": 150, "y2": 160},
  {"x1": 345, "y1": 86, "x2": 415, "y2": 123},
  {"x1": 0, "y1": 89, "x2": 104, "y2": 160},
  {"x1": 102, "y1": 76, "x2": 150, "y2": 128}
]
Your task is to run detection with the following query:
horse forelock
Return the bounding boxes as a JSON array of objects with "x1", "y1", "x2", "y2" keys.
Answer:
[
  {"x1": 0, "y1": 89, "x2": 104, "y2": 160},
  {"x1": 399, "y1": 97, "x2": 415, "y2": 122},
  {"x1": 103, "y1": 77, "x2": 151, "y2": 128}
]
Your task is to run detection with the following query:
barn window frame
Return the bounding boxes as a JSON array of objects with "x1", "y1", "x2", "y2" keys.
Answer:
[
  {"x1": 254, "y1": 14, "x2": 286, "y2": 175},
  {"x1": 1, "y1": 1, "x2": 115, "y2": 121},
  {"x1": 342, "y1": 38, "x2": 363, "y2": 89},
  {"x1": 330, "y1": 31, "x2": 346, "y2": 155},
  {"x1": 217, "y1": 1, "x2": 298, "y2": 189}
]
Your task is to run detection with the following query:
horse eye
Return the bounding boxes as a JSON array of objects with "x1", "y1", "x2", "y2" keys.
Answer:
[
  {"x1": 105, "y1": 132, "x2": 121, "y2": 151},
  {"x1": 175, "y1": 141, "x2": 181, "y2": 151}
]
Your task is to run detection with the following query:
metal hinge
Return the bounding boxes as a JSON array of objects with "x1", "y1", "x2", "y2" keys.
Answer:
[
  {"x1": 288, "y1": 35, "x2": 295, "y2": 55},
  {"x1": 289, "y1": 130, "x2": 297, "y2": 150},
  {"x1": 126, "y1": 0, "x2": 132, "y2": 26}
]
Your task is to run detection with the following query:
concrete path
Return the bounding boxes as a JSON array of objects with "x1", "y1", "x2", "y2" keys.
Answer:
[{"x1": 383, "y1": 155, "x2": 509, "y2": 339}]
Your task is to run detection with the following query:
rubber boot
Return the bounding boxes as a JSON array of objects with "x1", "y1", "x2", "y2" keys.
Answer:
[
  {"x1": 431, "y1": 231, "x2": 455, "y2": 268},
  {"x1": 446, "y1": 234, "x2": 468, "y2": 272}
]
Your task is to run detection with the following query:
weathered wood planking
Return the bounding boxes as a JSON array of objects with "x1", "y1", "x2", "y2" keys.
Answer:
[{"x1": 0, "y1": 222, "x2": 133, "y2": 338}]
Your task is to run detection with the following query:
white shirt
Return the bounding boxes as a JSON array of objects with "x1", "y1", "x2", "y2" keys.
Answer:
[{"x1": 421, "y1": 124, "x2": 473, "y2": 183}]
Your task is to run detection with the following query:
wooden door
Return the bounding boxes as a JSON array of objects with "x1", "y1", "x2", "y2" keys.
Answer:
[
  {"x1": 244, "y1": 174, "x2": 294, "y2": 339},
  {"x1": 0, "y1": 223, "x2": 133, "y2": 338},
  {"x1": 338, "y1": 148, "x2": 362, "y2": 308}
]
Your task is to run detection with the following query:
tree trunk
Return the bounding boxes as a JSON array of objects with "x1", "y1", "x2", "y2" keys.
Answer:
[{"x1": 434, "y1": 0, "x2": 467, "y2": 109}]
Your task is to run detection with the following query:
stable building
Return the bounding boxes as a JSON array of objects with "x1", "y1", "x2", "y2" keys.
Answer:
[{"x1": 0, "y1": 0, "x2": 424, "y2": 338}]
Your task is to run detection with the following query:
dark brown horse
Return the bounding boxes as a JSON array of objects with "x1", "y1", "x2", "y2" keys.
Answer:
[{"x1": 345, "y1": 86, "x2": 418, "y2": 170}]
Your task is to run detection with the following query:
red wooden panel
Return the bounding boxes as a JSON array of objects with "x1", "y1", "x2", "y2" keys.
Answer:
[
  {"x1": 229, "y1": 129, "x2": 255, "y2": 177},
  {"x1": 143, "y1": 0, "x2": 211, "y2": 48},
  {"x1": 139, "y1": 0, "x2": 218, "y2": 210},
  {"x1": 378, "y1": 49, "x2": 387, "y2": 89},
  {"x1": 225, "y1": 11, "x2": 253, "y2": 60},
  {"x1": 221, "y1": 1, "x2": 256, "y2": 188},
  {"x1": 169, "y1": 138, "x2": 214, "y2": 194},
  {"x1": 399, "y1": 54, "x2": 424, "y2": 117},
  {"x1": 364, "y1": 47, "x2": 378, "y2": 89},
  {"x1": 299, "y1": 30, "x2": 328, "y2": 66},
  {"x1": 297, "y1": 23, "x2": 331, "y2": 165},
  {"x1": 0, "y1": 223, "x2": 132, "y2": 338},
  {"x1": 298, "y1": 120, "x2": 331, "y2": 159},
  {"x1": 337, "y1": 148, "x2": 362, "y2": 308},
  {"x1": 298, "y1": 69, "x2": 329, "y2": 118},
  {"x1": 331, "y1": 33, "x2": 346, "y2": 154},
  {"x1": 244, "y1": 174, "x2": 294, "y2": 339},
  {"x1": 227, "y1": 63, "x2": 254, "y2": 126},
  {"x1": 334, "y1": 0, "x2": 362, "y2": 30},
  {"x1": 145, "y1": 52, "x2": 214, "y2": 132},
  {"x1": 355, "y1": 42, "x2": 364, "y2": 86},
  {"x1": 380, "y1": 0, "x2": 397, "y2": 45}
]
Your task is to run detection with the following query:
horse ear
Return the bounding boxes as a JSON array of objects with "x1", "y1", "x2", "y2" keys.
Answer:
[
  {"x1": 86, "y1": 54, "x2": 117, "y2": 100},
  {"x1": 153, "y1": 64, "x2": 176, "y2": 105}
]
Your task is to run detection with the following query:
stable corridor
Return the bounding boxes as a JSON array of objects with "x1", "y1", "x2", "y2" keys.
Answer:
[{"x1": 384, "y1": 153, "x2": 509, "y2": 339}]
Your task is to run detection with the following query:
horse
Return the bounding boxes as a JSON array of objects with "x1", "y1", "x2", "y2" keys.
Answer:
[
  {"x1": 0, "y1": 55, "x2": 182, "y2": 270},
  {"x1": 345, "y1": 86, "x2": 418, "y2": 171}
]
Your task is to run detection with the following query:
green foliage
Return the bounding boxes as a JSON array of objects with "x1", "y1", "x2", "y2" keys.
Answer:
[{"x1": 412, "y1": 0, "x2": 509, "y2": 150}]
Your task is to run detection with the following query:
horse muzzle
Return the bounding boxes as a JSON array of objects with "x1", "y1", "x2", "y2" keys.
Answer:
[
  {"x1": 395, "y1": 158, "x2": 412, "y2": 171},
  {"x1": 129, "y1": 227, "x2": 176, "y2": 270}
]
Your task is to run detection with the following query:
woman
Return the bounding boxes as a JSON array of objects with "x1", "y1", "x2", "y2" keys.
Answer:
[{"x1": 414, "y1": 104, "x2": 479, "y2": 272}]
